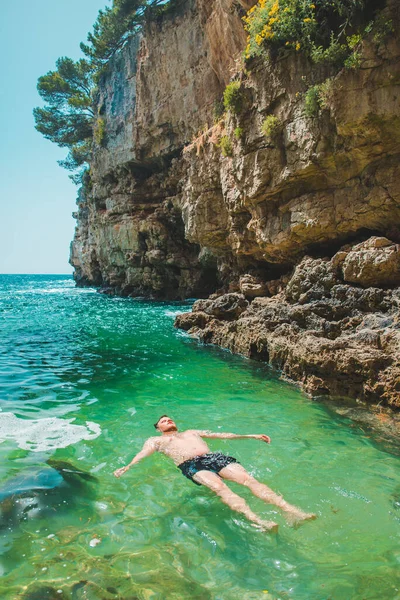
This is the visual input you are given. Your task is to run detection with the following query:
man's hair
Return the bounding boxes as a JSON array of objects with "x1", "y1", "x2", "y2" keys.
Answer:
[{"x1": 154, "y1": 415, "x2": 169, "y2": 430}]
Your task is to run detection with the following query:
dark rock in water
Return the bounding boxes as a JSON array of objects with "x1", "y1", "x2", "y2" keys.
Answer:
[
  {"x1": 46, "y1": 459, "x2": 98, "y2": 484},
  {"x1": 70, "y1": 580, "x2": 88, "y2": 598},
  {"x1": 390, "y1": 489, "x2": 400, "y2": 510},
  {"x1": 0, "y1": 467, "x2": 62, "y2": 502},
  {"x1": 0, "y1": 460, "x2": 97, "y2": 531},
  {"x1": 98, "y1": 286, "x2": 117, "y2": 296},
  {"x1": 22, "y1": 586, "x2": 68, "y2": 600}
]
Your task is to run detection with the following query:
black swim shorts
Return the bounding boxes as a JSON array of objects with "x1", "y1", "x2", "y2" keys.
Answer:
[{"x1": 178, "y1": 452, "x2": 238, "y2": 486}]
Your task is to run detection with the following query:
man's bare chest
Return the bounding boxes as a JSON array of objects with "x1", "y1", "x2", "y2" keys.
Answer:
[{"x1": 159, "y1": 433, "x2": 201, "y2": 453}]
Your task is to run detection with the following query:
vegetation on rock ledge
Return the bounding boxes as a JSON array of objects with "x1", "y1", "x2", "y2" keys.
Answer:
[
  {"x1": 261, "y1": 114, "x2": 282, "y2": 139},
  {"x1": 223, "y1": 81, "x2": 244, "y2": 115},
  {"x1": 243, "y1": 0, "x2": 383, "y2": 70},
  {"x1": 218, "y1": 135, "x2": 234, "y2": 158}
]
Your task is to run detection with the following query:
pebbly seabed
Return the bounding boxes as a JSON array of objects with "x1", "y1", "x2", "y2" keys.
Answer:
[{"x1": 0, "y1": 274, "x2": 399, "y2": 599}]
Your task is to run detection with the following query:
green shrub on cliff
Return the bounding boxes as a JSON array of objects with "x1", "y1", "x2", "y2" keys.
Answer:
[
  {"x1": 213, "y1": 99, "x2": 225, "y2": 123},
  {"x1": 261, "y1": 114, "x2": 281, "y2": 139},
  {"x1": 304, "y1": 78, "x2": 334, "y2": 116},
  {"x1": 371, "y1": 14, "x2": 394, "y2": 45},
  {"x1": 244, "y1": 0, "x2": 316, "y2": 59},
  {"x1": 343, "y1": 33, "x2": 362, "y2": 69},
  {"x1": 219, "y1": 135, "x2": 233, "y2": 157},
  {"x1": 304, "y1": 84, "x2": 321, "y2": 117},
  {"x1": 223, "y1": 81, "x2": 243, "y2": 115},
  {"x1": 310, "y1": 33, "x2": 348, "y2": 67}
]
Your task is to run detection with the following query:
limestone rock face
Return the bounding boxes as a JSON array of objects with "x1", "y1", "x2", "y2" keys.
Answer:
[
  {"x1": 180, "y1": 45, "x2": 400, "y2": 268},
  {"x1": 70, "y1": 164, "x2": 219, "y2": 298},
  {"x1": 93, "y1": 0, "x2": 247, "y2": 174},
  {"x1": 285, "y1": 258, "x2": 340, "y2": 304},
  {"x1": 71, "y1": 0, "x2": 247, "y2": 298}
]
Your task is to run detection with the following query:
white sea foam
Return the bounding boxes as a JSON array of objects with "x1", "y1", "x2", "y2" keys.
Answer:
[
  {"x1": 14, "y1": 286, "x2": 95, "y2": 296},
  {"x1": 164, "y1": 309, "x2": 189, "y2": 318},
  {"x1": 0, "y1": 412, "x2": 101, "y2": 452}
]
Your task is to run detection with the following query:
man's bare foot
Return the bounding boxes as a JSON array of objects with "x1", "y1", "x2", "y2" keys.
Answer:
[
  {"x1": 252, "y1": 519, "x2": 279, "y2": 533},
  {"x1": 285, "y1": 510, "x2": 317, "y2": 527}
]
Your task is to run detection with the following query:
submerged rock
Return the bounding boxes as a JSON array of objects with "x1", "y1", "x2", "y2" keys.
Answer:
[
  {"x1": 22, "y1": 586, "x2": 68, "y2": 600},
  {"x1": 46, "y1": 459, "x2": 98, "y2": 484},
  {"x1": 0, "y1": 460, "x2": 97, "y2": 531}
]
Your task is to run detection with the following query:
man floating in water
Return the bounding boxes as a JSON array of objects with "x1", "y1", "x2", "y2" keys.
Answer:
[{"x1": 114, "y1": 415, "x2": 315, "y2": 531}]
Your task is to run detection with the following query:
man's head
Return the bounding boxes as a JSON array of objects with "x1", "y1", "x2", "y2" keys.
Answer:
[{"x1": 154, "y1": 415, "x2": 178, "y2": 433}]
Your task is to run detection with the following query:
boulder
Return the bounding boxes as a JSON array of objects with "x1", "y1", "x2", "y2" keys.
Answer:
[
  {"x1": 239, "y1": 274, "x2": 268, "y2": 298},
  {"x1": 192, "y1": 293, "x2": 248, "y2": 320},
  {"x1": 174, "y1": 311, "x2": 211, "y2": 331},
  {"x1": 342, "y1": 237, "x2": 400, "y2": 288},
  {"x1": 285, "y1": 257, "x2": 340, "y2": 304}
]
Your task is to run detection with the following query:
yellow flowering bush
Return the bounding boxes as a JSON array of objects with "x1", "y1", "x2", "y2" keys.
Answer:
[
  {"x1": 243, "y1": 0, "x2": 317, "y2": 59},
  {"x1": 243, "y1": 0, "x2": 369, "y2": 66}
]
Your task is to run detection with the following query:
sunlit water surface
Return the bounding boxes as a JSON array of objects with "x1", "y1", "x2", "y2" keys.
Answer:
[{"x1": 0, "y1": 275, "x2": 399, "y2": 600}]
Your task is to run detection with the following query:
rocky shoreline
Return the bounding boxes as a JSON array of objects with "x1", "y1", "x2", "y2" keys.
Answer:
[
  {"x1": 69, "y1": 0, "x2": 400, "y2": 407},
  {"x1": 175, "y1": 236, "x2": 400, "y2": 407}
]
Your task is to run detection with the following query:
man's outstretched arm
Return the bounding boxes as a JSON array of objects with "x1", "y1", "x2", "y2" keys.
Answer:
[
  {"x1": 195, "y1": 431, "x2": 271, "y2": 443},
  {"x1": 114, "y1": 438, "x2": 158, "y2": 477}
]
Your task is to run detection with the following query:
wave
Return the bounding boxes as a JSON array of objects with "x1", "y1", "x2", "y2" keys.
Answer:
[
  {"x1": 164, "y1": 309, "x2": 189, "y2": 318},
  {"x1": 13, "y1": 286, "x2": 95, "y2": 296}
]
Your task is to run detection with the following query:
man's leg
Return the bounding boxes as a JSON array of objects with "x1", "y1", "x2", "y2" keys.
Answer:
[
  {"x1": 219, "y1": 463, "x2": 316, "y2": 525},
  {"x1": 193, "y1": 469, "x2": 278, "y2": 532}
]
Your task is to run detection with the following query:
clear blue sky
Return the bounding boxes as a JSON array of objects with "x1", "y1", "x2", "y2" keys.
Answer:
[{"x1": 0, "y1": 1, "x2": 108, "y2": 274}]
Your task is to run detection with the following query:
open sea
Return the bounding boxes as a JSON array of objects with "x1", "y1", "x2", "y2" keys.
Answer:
[{"x1": 0, "y1": 274, "x2": 399, "y2": 599}]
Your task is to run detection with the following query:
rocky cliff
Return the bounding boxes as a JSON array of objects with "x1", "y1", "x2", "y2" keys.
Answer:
[
  {"x1": 70, "y1": 0, "x2": 249, "y2": 298},
  {"x1": 70, "y1": 0, "x2": 400, "y2": 406}
]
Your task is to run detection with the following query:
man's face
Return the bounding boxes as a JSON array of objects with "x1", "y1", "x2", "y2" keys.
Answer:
[{"x1": 157, "y1": 416, "x2": 177, "y2": 433}]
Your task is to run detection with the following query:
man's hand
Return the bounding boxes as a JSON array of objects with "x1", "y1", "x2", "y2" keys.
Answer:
[
  {"x1": 113, "y1": 439, "x2": 158, "y2": 478},
  {"x1": 255, "y1": 434, "x2": 271, "y2": 443},
  {"x1": 114, "y1": 466, "x2": 129, "y2": 478}
]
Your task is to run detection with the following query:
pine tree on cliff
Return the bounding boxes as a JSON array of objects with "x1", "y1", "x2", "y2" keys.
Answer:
[
  {"x1": 33, "y1": 57, "x2": 95, "y2": 184},
  {"x1": 33, "y1": 0, "x2": 177, "y2": 183},
  {"x1": 80, "y1": 0, "x2": 178, "y2": 67}
]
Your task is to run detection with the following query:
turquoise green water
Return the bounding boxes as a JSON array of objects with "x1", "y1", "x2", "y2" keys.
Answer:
[{"x1": 0, "y1": 275, "x2": 399, "y2": 600}]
